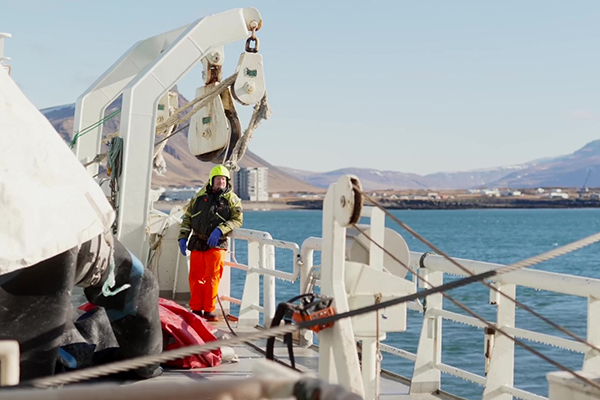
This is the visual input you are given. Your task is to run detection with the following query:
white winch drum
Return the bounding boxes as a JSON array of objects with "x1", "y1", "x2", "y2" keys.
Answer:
[{"x1": 346, "y1": 224, "x2": 410, "y2": 279}]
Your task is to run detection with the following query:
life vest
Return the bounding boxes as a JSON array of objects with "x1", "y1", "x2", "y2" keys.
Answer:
[{"x1": 189, "y1": 187, "x2": 232, "y2": 251}]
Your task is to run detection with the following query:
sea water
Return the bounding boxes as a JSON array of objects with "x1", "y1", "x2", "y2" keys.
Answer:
[{"x1": 230, "y1": 208, "x2": 600, "y2": 399}]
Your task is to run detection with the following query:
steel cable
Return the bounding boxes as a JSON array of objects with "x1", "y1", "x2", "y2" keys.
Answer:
[{"x1": 358, "y1": 189, "x2": 600, "y2": 356}]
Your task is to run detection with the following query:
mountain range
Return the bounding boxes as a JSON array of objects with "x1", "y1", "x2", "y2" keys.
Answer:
[
  {"x1": 281, "y1": 141, "x2": 600, "y2": 191},
  {"x1": 41, "y1": 96, "x2": 319, "y2": 193},
  {"x1": 42, "y1": 95, "x2": 600, "y2": 192}
]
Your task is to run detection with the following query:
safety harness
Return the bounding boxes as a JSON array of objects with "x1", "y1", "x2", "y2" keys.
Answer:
[{"x1": 266, "y1": 293, "x2": 336, "y2": 369}]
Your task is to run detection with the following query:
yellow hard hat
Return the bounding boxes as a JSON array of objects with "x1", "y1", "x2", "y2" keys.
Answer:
[{"x1": 209, "y1": 165, "x2": 231, "y2": 184}]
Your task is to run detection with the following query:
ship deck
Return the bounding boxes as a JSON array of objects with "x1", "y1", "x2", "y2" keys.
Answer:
[
  {"x1": 0, "y1": 319, "x2": 458, "y2": 400},
  {"x1": 140, "y1": 321, "x2": 454, "y2": 400}
]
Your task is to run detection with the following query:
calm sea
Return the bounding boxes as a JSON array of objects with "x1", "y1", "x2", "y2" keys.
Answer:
[{"x1": 229, "y1": 208, "x2": 600, "y2": 399}]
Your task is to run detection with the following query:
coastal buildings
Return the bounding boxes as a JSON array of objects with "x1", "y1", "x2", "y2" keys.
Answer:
[{"x1": 234, "y1": 167, "x2": 269, "y2": 202}]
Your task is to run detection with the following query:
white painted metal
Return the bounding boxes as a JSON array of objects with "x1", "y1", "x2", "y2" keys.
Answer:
[
  {"x1": 403, "y1": 249, "x2": 600, "y2": 399},
  {"x1": 239, "y1": 240, "x2": 261, "y2": 326},
  {"x1": 319, "y1": 175, "x2": 365, "y2": 397},
  {"x1": 410, "y1": 269, "x2": 443, "y2": 394},
  {"x1": 407, "y1": 301, "x2": 424, "y2": 313},
  {"x1": 411, "y1": 251, "x2": 600, "y2": 298},
  {"x1": 220, "y1": 295, "x2": 242, "y2": 305},
  {"x1": 502, "y1": 385, "x2": 548, "y2": 400},
  {"x1": 220, "y1": 239, "x2": 232, "y2": 313},
  {"x1": 232, "y1": 229, "x2": 301, "y2": 282},
  {"x1": 299, "y1": 236, "x2": 321, "y2": 347},
  {"x1": 225, "y1": 261, "x2": 249, "y2": 271},
  {"x1": 187, "y1": 83, "x2": 230, "y2": 158},
  {"x1": 426, "y1": 306, "x2": 588, "y2": 353},
  {"x1": 504, "y1": 326, "x2": 588, "y2": 354},
  {"x1": 0, "y1": 33, "x2": 11, "y2": 73},
  {"x1": 347, "y1": 223, "x2": 411, "y2": 280},
  {"x1": 0, "y1": 340, "x2": 19, "y2": 386},
  {"x1": 74, "y1": 8, "x2": 262, "y2": 262},
  {"x1": 428, "y1": 308, "x2": 487, "y2": 329},
  {"x1": 245, "y1": 267, "x2": 296, "y2": 282},
  {"x1": 233, "y1": 52, "x2": 266, "y2": 105},
  {"x1": 144, "y1": 199, "x2": 600, "y2": 400},
  {"x1": 263, "y1": 242, "x2": 276, "y2": 327},
  {"x1": 155, "y1": 91, "x2": 179, "y2": 133},
  {"x1": 118, "y1": 8, "x2": 261, "y2": 261},
  {"x1": 73, "y1": 23, "x2": 191, "y2": 175},
  {"x1": 250, "y1": 304, "x2": 265, "y2": 313},
  {"x1": 379, "y1": 344, "x2": 417, "y2": 362},
  {"x1": 226, "y1": 228, "x2": 300, "y2": 326},
  {"x1": 366, "y1": 207, "x2": 385, "y2": 269},
  {"x1": 583, "y1": 296, "x2": 600, "y2": 372},
  {"x1": 300, "y1": 237, "x2": 321, "y2": 294},
  {"x1": 345, "y1": 261, "x2": 413, "y2": 335},
  {"x1": 361, "y1": 337, "x2": 381, "y2": 400},
  {"x1": 320, "y1": 176, "x2": 418, "y2": 400},
  {"x1": 483, "y1": 283, "x2": 516, "y2": 400},
  {"x1": 146, "y1": 209, "x2": 193, "y2": 301},
  {"x1": 548, "y1": 370, "x2": 600, "y2": 400},
  {"x1": 211, "y1": 223, "x2": 600, "y2": 400},
  {"x1": 435, "y1": 363, "x2": 487, "y2": 386}
]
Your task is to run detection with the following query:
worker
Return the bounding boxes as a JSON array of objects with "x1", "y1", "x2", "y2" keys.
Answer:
[{"x1": 178, "y1": 165, "x2": 243, "y2": 321}]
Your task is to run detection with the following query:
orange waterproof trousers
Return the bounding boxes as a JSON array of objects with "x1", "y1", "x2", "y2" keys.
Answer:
[{"x1": 189, "y1": 248, "x2": 225, "y2": 313}]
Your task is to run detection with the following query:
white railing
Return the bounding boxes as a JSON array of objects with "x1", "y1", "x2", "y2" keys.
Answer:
[
  {"x1": 224, "y1": 227, "x2": 600, "y2": 400},
  {"x1": 225, "y1": 228, "x2": 301, "y2": 327},
  {"x1": 407, "y1": 251, "x2": 600, "y2": 400}
]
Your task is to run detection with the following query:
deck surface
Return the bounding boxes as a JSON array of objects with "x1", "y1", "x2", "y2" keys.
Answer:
[
  {"x1": 0, "y1": 318, "x2": 452, "y2": 399},
  {"x1": 138, "y1": 320, "x2": 447, "y2": 399}
]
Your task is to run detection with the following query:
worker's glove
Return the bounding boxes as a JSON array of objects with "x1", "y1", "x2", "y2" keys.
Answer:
[
  {"x1": 207, "y1": 228, "x2": 222, "y2": 247},
  {"x1": 178, "y1": 238, "x2": 187, "y2": 256}
]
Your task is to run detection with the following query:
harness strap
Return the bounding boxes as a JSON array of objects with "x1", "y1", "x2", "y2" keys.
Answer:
[{"x1": 266, "y1": 302, "x2": 296, "y2": 369}]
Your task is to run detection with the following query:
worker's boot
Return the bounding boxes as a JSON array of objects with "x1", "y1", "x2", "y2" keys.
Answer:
[{"x1": 204, "y1": 311, "x2": 218, "y2": 322}]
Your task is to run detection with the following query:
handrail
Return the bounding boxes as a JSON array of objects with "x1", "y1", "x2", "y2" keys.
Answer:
[
  {"x1": 231, "y1": 228, "x2": 301, "y2": 282},
  {"x1": 411, "y1": 251, "x2": 600, "y2": 298},
  {"x1": 435, "y1": 363, "x2": 487, "y2": 386},
  {"x1": 428, "y1": 308, "x2": 588, "y2": 352},
  {"x1": 501, "y1": 385, "x2": 548, "y2": 400},
  {"x1": 225, "y1": 229, "x2": 593, "y2": 400}
]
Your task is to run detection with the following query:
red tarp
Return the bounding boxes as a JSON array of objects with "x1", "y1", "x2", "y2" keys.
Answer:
[
  {"x1": 79, "y1": 298, "x2": 222, "y2": 369},
  {"x1": 158, "y1": 298, "x2": 222, "y2": 369}
]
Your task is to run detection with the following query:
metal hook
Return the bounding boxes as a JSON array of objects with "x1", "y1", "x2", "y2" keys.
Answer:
[
  {"x1": 245, "y1": 37, "x2": 259, "y2": 53},
  {"x1": 245, "y1": 28, "x2": 260, "y2": 53}
]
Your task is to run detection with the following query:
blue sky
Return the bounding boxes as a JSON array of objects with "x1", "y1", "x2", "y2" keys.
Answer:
[{"x1": 2, "y1": 1, "x2": 600, "y2": 174}]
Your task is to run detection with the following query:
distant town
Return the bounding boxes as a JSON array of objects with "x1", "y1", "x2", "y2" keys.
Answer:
[{"x1": 154, "y1": 167, "x2": 600, "y2": 211}]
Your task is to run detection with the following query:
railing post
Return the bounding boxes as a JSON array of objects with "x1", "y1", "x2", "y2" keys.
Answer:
[
  {"x1": 483, "y1": 283, "x2": 515, "y2": 400},
  {"x1": 299, "y1": 243, "x2": 316, "y2": 347},
  {"x1": 218, "y1": 238, "x2": 232, "y2": 315},
  {"x1": 300, "y1": 249, "x2": 312, "y2": 295},
  {"x1": 0, "y1": 340, "x2": 19, "y2": 386},
  {"x1": 263, "y1": 242, "x2": 276, "y2": 327},
  {"x1": 410, "y1": 268, "x2": 443, "y2": 394},
  {"x1": 238, "y1": 240, "x2": 260, "y2": 326},
  {"x1": 583, "y1": 295, "x2": 600, "y2": 371}
]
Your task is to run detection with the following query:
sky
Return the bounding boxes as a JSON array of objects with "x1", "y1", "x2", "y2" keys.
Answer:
[{"x1": 2, "y1": 1, "x2": 600, "y2": 175}]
